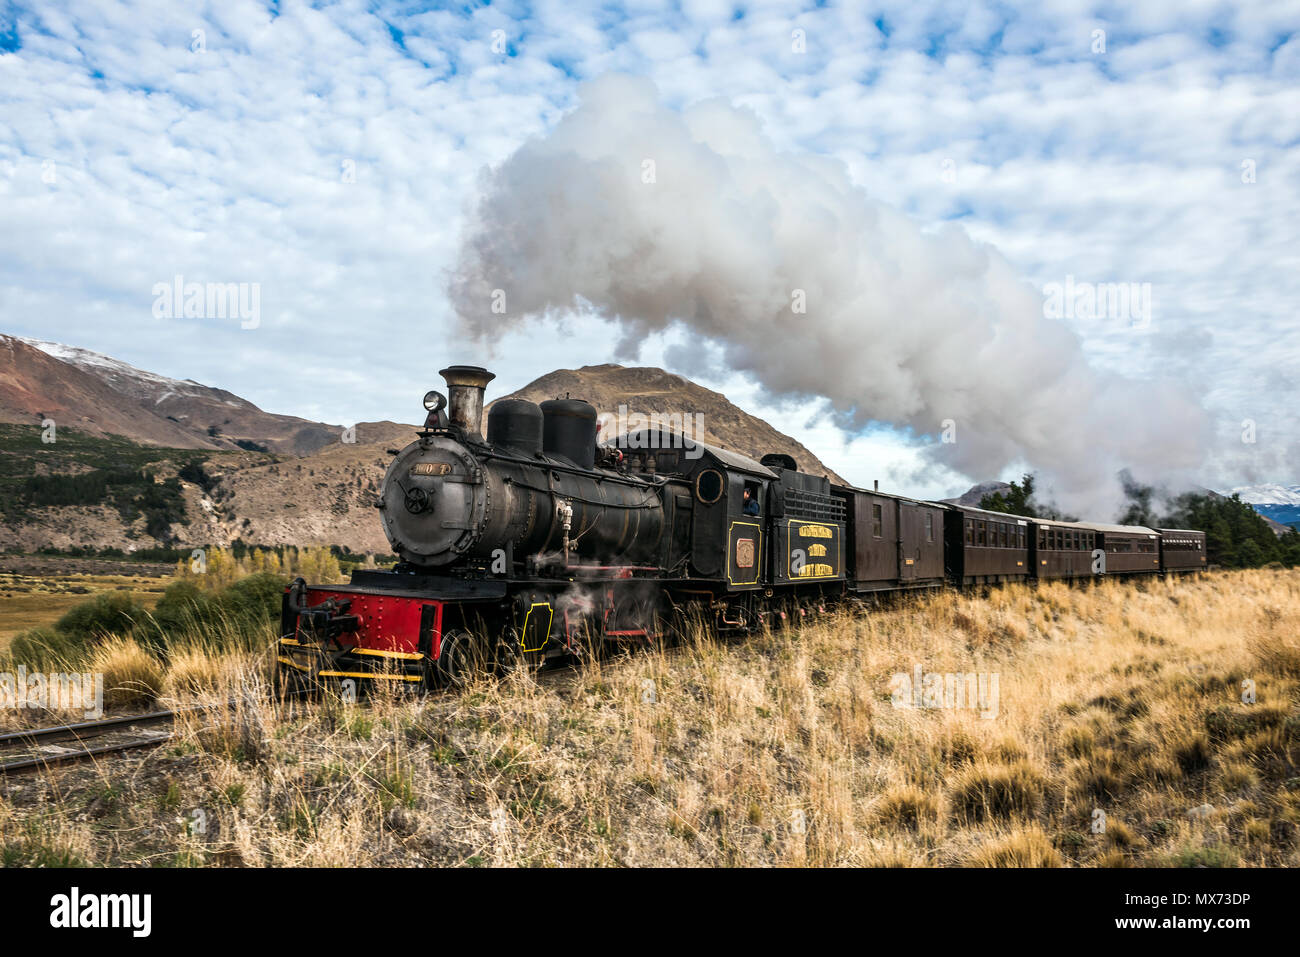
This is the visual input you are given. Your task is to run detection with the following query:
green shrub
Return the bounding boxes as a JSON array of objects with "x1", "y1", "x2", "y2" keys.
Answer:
[
  {"x1": 5, "y1": 627, "x2": 87, "y2": 670},
  {"x1": 54, "y1": 591, "x2": 145, "y2": 641},
  {"x1": 218, "y1": 572, "x2": 285, "y2": 625},
  {"x1": 134, "y1": 579, "x2": 219, "y2": 650}
]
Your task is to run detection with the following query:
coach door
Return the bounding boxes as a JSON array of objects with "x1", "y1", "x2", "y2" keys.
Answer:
[{"x1": 899, "y1": 502, "x2": 923, "y2": 580}]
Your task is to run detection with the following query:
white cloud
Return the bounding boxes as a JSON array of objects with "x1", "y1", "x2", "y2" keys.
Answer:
[{"x1": 0, "y1": 0, "x2": 1296, "y2": 505}]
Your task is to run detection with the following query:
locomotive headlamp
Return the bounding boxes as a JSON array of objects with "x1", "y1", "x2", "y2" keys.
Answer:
[{"x1": 423, "y1": 390, "x2": 447, "y2": 413}]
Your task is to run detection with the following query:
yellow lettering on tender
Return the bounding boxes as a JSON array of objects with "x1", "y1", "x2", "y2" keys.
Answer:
[{"x1": 798, "y1": 524, "x2": 833, "y2": 539}]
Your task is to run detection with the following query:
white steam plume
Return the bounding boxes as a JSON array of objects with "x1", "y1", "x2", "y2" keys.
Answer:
[{"x1": 450, "y1": 75, "x2": 1208, "y2": 510}]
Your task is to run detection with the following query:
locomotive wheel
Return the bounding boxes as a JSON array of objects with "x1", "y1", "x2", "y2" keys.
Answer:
[
  {"x1": 492, "y1": 631, "x2": 530, "y2": 676},
  {"x1": 431, "y1": 630, "x2": 490, "y2": 689}
]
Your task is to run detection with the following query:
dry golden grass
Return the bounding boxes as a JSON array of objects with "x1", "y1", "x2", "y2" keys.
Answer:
[
  {"x1": 2, "y1": 568, "x2": 1298, "y2": 867},
  {"x1": 88, "y1": 636, "x2": 165, "y2": 709}
]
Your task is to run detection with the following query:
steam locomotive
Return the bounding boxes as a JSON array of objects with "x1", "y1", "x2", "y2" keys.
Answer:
[{"x1": 277, "y1": 366, "x2": 1206, "y2": 689}]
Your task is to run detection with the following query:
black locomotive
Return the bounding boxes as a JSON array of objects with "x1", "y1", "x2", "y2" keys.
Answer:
[{"x1": 278, "y1": 366, "x2": 1206, "y2": 688}]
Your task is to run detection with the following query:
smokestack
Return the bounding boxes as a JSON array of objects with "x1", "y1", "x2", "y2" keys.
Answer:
[
  {"x1": 439, "y1": 365, "x2": 495, "y2": 438},
  {"x1": 874, "y1": 480, "x2": 879, "y2": 491}
]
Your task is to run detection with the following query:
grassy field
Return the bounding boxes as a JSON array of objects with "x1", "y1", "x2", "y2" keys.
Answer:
[
  {"x1": 0, "y1": 570, "x2": 168, "y2": 649},
  {"x1": 1, "y1": 568, "x2": 1298, "y2": 867}
]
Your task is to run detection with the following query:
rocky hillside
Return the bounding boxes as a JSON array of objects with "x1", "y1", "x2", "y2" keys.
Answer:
[{"x1": 496, "y1": 364, "x2": 845, "y2": 483}]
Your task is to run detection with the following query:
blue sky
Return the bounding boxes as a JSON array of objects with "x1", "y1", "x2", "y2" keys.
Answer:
[{"x1": 1, "y1": 0, "x2": 1297, "y2": 502}]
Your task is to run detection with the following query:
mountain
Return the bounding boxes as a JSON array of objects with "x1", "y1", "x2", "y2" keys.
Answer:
[
  {"x1": 942, "y1": 481, "x2": 1012, "y2": 507},
  {"x1": 1, "y1": 335, "x2": 344, "y2": 455},
  {"x1": 1, "y1": 336, "x2": 212, "y2": 449},
  {"x1": 494, "y1": 364, "x2": 846, "y2": 483},
  {"x1": 0, "y1": 343, "x2": 851, "y2": 553}
]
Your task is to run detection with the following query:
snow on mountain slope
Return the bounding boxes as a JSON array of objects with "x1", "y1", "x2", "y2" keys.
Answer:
[
  {"x1": 19, "y1": 338, "x2": 251, "y2": 407},
  {"x1": 1229, "y1": 484, "x2": 1300, "y2": 506}
]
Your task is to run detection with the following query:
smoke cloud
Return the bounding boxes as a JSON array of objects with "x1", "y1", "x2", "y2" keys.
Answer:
[{"x1": 450, "y1": 75, "x2": 1208, "y2": 510}]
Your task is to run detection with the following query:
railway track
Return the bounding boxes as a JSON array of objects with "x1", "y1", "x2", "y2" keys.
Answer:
[
  {"x1": 0, "y1": 708, "x2": 186, "y2": 775},
  {"x1": 0, "y1": 687, "x2": 316, "y2": 776}
]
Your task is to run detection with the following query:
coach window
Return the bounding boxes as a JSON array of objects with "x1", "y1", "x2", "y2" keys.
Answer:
[
  {"x1": 965, "y1": 519, "x2": 974, "y2": 545},
  {"x1": 925, "y1": 512, "x2": 934, "y2": 543},
  {"x1": 977, "y1": 521, "x2": 985, "y2": 546},
  {"x1": 872, "y1": 503, "x2": 883, "y2": 538},
  {"x1": 1000, "y1": 524, "x2": 1008, "y2": 547},
  {"x1": 1019, "y1": 527, "x2": 1026, "y2": 549}
]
